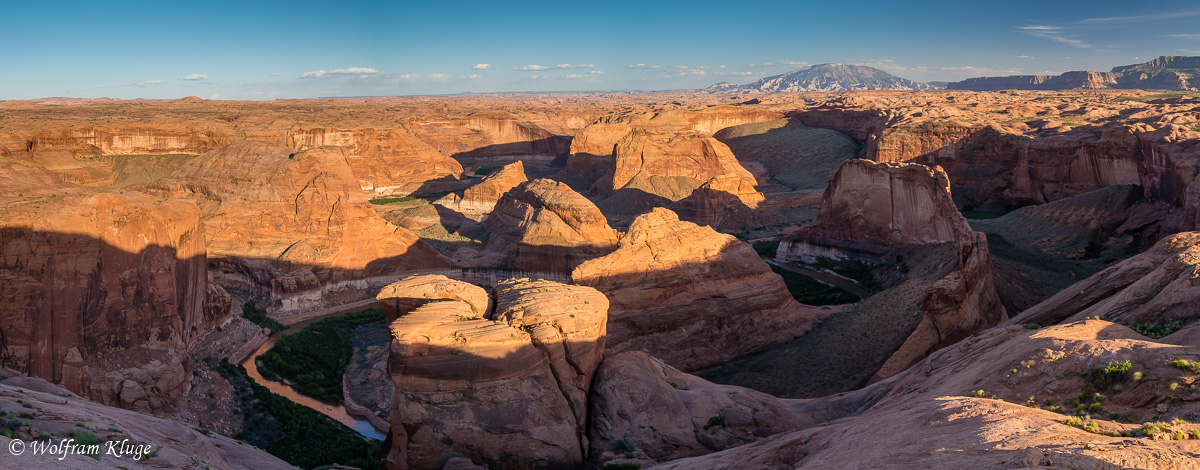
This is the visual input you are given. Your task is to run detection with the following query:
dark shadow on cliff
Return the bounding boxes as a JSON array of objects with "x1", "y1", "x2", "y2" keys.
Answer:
[{"x1": 0, "y1": 227, "x2": 207, "y2": 388}]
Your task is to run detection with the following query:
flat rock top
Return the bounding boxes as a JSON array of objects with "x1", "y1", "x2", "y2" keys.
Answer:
[{"x1": 378, "y1": 275, "x2": 491, "y2": 317}]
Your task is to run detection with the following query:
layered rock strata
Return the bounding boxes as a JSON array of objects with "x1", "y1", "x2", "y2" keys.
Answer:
[
  {"x1": 382, "y1": 276, "x2": 608, "y2": 470},
  {"x1": 779, "y1": 159, "x2": 1005, "y2": 382},
  {"x1": 147, "y1": 141, "x2": 449, "y2": 316},
  {"x1": 574, "y1": 208, "x2": 825, "y2": 370},
  {"x1": 0, "y1": 159, "x2": 206, "y2": 412},
  {"x1": 481, "y1": 178, "x2": 619, "y2": 275}
]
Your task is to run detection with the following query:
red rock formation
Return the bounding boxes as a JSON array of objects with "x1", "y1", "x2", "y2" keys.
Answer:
[
  {"x1": 573, "y1": 208, "x2": 827, "y2": 370},
  {"x1": 779, "y1": 159, "x2": 1006, "y2": 383},
  {"x1": 654, "y1": 320, "x2": 1200, "y2": 469},
  {"x1": 381, "y1": 276, "x2": 607, "y2": 470},
  {"x1": 1006, "y1": 231, "x2": 1200, "y2": 330},
  {"x1": 668, "y1": 173, "x2": 769, "y2": 231},
  {"x1": 147, "y1": 141, "x2": 449, "y2": 316},
  {"x1": 0, "y1": 159, "x2": 205, "y2": 412},
  {"x1": 481, "y1": 178, "x2": 619, "y2": 274},
  {"x1": 457, "y1": 160, "x2": 527, "y2": 214},
  {"x1": 600, "y1": 129, "x2": 757, "y2": 198},
  {"x1": 375, "y1": 274, "x2": 491, "y2": 322},
  {"x1": 288, "y1": 127, "x2": 466, "y2": 196},
  {"x1": 588, "y1": 351, "x2": 810, "y2": 464},
  {"x1": 0, "y1": 374, "x2": 293, "y2": 469},
  {"x1": 781, "y1": 160, "x2": 972, "y2": 253}
]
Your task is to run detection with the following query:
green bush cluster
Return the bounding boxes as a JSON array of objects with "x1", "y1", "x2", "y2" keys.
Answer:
[
  {"x1": 243, "y1": 301, "x2": 286, "y2": 333},
  {"x1": 256, "y1": 308, "x2": 384, "y2": 404},
  {"x1": 215, "y1": 359, "x2": 381, "y2": 469}
]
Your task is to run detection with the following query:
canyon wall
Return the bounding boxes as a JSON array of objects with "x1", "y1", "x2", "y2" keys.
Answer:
[
  {"x1": 0, "y1": 159, "x2": 205, "y2": 412},
  {"x1": 147, "y1": 141, "x2": 449, "y2": 316}
]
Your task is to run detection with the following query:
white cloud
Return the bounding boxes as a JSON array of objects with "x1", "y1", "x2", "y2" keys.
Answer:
[
  {"x1": 139, "y1": 80, "x2": 163, "y2": 86},
  {"x1": 728, "y1": 71, "x2": 754, "y2": 76},
  {"x1": 1017, "y1": 25, "x2": 1094, "y2": 49},
  {"x1": 471, "y1": 63, "x2": 494, "y2": 70},
  {"x1": 515, "y1": 63, "x2": 593, "y2": 71},
  {"x1": 563, "y1": 70, "x2": 605, "y2": 79},
  {"x1": 180, "y1": 73, "x2": 208, "y2": 81},
  {"x1": 752, "y1": 60, "x2": 808, "y2": 68},
  {"x1": 298, "y1": 67, "x2": 382, "y2": 79},
  {"x1": 1081, "y1": 10, "x2": 1200, "y2": 23},
  {"x1": 429, "y1": 73, "x2": 449, "y2": 80},
  {"x1": 463, "y1": 73, "x2": 482, "y2": 79},
  {"x1": 1016, "y1": 55, "x2": 1035, "y2": 59},
  {"x1": 1169, "y1": 33, "x2": 1200, "y2": 40}
]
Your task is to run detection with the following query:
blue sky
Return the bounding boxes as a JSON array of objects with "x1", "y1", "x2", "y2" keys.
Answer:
[{"x1": 3, "y1": 0, "x2": 1198, "y2": 99}]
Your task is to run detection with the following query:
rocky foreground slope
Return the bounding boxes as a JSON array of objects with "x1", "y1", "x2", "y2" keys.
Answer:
[{"x1": 0, "y1": 373, "x2": 294, "y2": 469}]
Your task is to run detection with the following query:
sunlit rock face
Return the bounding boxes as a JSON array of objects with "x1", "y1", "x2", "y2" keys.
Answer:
[
  {"x1": 481, "y1": 178, "x2": 620, "y2": 275},
  {"x1": 0, "y1": 159, "x2": 206, "y2": 412},
  {"x1": 146, "y1": 141, "x2": 449, "y2": 316},
  {"x1": 380, "y1": 275, "x2": 608, "y2": 470},
  {"x1": 288, "y1": 126, "x2": 467, "y2": 197},
  {"x1": 574, "y1": 208, "x2": 827, "y2": 371}
]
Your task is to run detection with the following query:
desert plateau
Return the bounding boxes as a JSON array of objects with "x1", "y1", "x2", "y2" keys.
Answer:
[{"x1": 4, "y1": 1, "x2": 1200, "y2": 469}]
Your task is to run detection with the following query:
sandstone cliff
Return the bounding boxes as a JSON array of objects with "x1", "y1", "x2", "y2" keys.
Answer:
[
  {"x1": 287, "y1": 127, "x2": 466, "y2": 196},
  {"x1": 381, "y1": 276, "x2": 608, "y2": 470},
  {"x1": 778, "y1": 159, "x2": 1005, "y2": 384},
  {"x1": 0, "y1": 159, "x2": 205, "y2": 412},
  {"x1": 481, "y1": 178, "x2": 619, "y2": 275},
  {"x1": 780, "y1": 159, "x2": 973, "y2": 252},
  {"x1": 599, "y1": 129, "x2": 757, "y2": 198},
  {"x1": 668, "y1": 173, "x2": 769, "y2": 231},
  {"x1": 573, "y1": 208, "x2": 826, "y2": 370},
  {"x1": 147, "y1": 141, "x2": 449, "y2": 316},
  {"x1": 456, "y1": 160, "x2": 527, "y2": 215}
]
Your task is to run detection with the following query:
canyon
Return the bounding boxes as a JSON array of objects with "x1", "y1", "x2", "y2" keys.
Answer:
[{"x1": 1, "y1": 88, "x2": 1199, "y2": 469}]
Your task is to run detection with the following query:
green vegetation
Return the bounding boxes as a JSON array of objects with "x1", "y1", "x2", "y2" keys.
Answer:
[
  {"x1": 703, "y1": 412, "x2": 726, "y2": 430},
  {"x1": 368, "y1": 195, "x2": 418, "y2": 205},
  {"x1": 810, "y1": 258, "x2": 882, "y2": 293},
  {"x1": 768, "y1": 263, "x2": 860, "y2": 306},
  {"x1": 242, "y1": 301, "x2": 286, "y2": 333},
  {"x1": 215, "y1": 359, "x2": 381, "y2": 470},
  {"x1": 256, "y1": 308, "x2": 384, "y2": 404},
  {"x1": 1023, "y1": 323, "x2": 1041, "y2": 330},
  {"x1": 473, "y1": 165, "x2": 502, "y2": 176},
  {"x1": 1169, "y1": 359, "x2": 1200, "y2": 375},
  {"x1": 68, "y1": 430, "x2": 102, "y2": 460},
  {"x1": 961, "y1": 211, "x2": 1004, "y2": 219},
  {"x1": 751, "y1": 241, "x2": 779, "y2": 258},
  {"x1": 1131, "y1": 318, "x2": 1183, "y2": 339},
  {"x1": 1114, "y1": 92, "x2": 1200, "y2": 102}
]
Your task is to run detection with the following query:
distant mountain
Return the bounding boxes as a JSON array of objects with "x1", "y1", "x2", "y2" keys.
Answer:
[
  {"x1": 946, "y1": 56, "x2": 1199, "y2": 91},
  {"x1": 706, "y1": 63, "x2": 938, "y2": 93}
]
